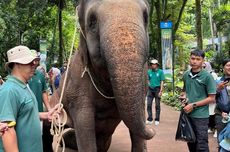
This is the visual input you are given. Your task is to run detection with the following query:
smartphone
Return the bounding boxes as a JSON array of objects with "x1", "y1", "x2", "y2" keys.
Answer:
[
  {"x1": 224, "y1": 78, "x2": 230, "y2": 83},
  {"x1": 7, "y1": 121, "x2": 16, "y2": 127}
]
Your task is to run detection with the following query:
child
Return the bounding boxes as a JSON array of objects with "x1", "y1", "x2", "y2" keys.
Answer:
[{"x1": 219, "y1": 112, "x2": 230, "y2": 152}]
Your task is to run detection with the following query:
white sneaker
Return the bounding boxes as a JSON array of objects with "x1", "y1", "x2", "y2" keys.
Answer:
[
  {"x1": 146, "y1": 120, "x2": 153, "y2": 125},
  {"x1": 208, "y1": 129, "x2": 213, "y2": 134},
  {"x1": 213, "y1": 130, "x2": 217, "y2": 138},
  {"x1": 155, "y1": 121, "x2": 160, "y2": 126}
]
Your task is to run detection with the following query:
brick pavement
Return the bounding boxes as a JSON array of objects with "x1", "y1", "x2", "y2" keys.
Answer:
[{"x1": 108, "y1": 103, "x2": 218, "y2": 152}]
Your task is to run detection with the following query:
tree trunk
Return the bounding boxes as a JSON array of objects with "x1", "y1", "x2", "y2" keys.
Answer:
[
  {"x1": 172, "y1": 0, "x2": 188, "y2": 94},
  {"x1": 149, "y1": 0, "x2": 154, "y2": 58},
  {"x1": 195, "y1": 0, "x2": 203, "y2": 50},
  {"x1": 58, "y1": 1, "x2": 63, "y2": 67},
  {"x1": 154, "y1": 0, "x2": 162, "y2": 64}
]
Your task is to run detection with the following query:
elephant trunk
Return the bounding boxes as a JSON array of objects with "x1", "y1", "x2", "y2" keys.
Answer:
[
  {"x1": 111, "y1": 64, "x2": 154, "y2": 140},
  {"x1": 101, "y1": 22, "x2": 154, "y2": 140}
]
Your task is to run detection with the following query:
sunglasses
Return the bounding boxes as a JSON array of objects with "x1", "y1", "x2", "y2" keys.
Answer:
[{"x1": 29, "y1": 59, "x2": 40, "y2": 66}]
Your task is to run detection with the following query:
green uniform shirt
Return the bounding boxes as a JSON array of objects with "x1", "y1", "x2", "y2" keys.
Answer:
[
  {"x1": 0, "y1": 75, "x2": 43, "y2": 152},
  {"x1": 183, "y1": 69, "x2": 216, "y2": 118},
  {"x1": 28, "y1": 70, "x2": 48, "y2": 112},
  {"x1": 148, "y1": 68, "x2": 165, "y2": 88}
]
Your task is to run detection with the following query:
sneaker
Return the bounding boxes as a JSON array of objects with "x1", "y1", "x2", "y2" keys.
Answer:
[
  {"x1": 208, "y1": 129, "x2": 213, "y2": 134},
  {"x1": 146, "y1": 120, "x2": 153, "y2": 125},
  {"x1": 155, "y1": 121, "x2": 160, "y2": 126},
  {"x1": 213, "y1": 130, "x2": 217, "y2": 138}
]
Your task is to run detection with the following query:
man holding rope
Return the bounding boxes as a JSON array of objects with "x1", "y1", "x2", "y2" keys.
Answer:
[{"x1": 0, "y1": 45, "x2": 61, "y2": 152}]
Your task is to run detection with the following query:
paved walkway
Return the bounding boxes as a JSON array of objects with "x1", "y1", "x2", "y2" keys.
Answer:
[{"x1": 108, "y1": 103, "x2": 218, "y2": 152}]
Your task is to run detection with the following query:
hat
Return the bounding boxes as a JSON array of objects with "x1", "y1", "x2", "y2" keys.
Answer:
[
  {"x1": 150, "y1": 59, "x2": 159, "y2": 65},
  {"x1": 5, "y1": 46, "x2": 39, "y2": 69}
]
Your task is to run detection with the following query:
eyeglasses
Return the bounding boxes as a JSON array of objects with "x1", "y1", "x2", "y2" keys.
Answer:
[{"x1": 29, "y1": 59, "x2": 39, "y2": 66}]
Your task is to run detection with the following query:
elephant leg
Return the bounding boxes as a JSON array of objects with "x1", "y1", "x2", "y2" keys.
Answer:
[
  {"x1": 129, "y1": 130, "x2": 147, "y2": 152},
  {"x1": 96, "y1": 135, "x2": 112, "y2": 152},
  {"x1": 68, "y1": 100, "x2": 97, "y2": 152},
  {"x1": 96, "y1": 119, "x2": 121, "y2": 152}
]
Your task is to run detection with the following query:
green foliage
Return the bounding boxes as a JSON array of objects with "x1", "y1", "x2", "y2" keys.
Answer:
[
  {"x1": 162, "y1": 68, "x2": 184, "y2": 110},
  {"x1": 161, "y1": 91, "x2": 182, "y2": 111},
  {"x1": 213, "y1": 4, "x2": 230, "y2": 32},
  {"x1": 0, "y1": 0, "x2": 79, "y2": 76}
]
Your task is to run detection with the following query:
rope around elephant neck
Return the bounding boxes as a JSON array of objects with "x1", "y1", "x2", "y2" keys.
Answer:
[{"x1": 81, "y1": 67, "x2": 115, "y2": 99}]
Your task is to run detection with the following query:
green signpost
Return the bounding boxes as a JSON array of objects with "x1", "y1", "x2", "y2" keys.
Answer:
[{"x1": 160, "y1": 21, "x2": 173, "y2": 83}]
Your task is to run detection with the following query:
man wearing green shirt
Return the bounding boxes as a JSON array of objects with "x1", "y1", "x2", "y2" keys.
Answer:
[
  {"x1": 0, "y1": 45, "x2": 60, "y2": 152},
  {"x1": 146, "y1": 59, "x2": 165, "y2": 126},
  {"x1": 28, "y1": 50, "x2": 53, "y2": 152},
  {"x1": 28, "y1": 50, "x2": 50, "y2": 112},
  {"x1": 180, "y1": 50, "x2": 216, "y2": 152}
]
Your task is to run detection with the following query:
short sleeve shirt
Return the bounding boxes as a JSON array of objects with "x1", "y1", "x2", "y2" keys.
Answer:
[
  {"x1": 183, "y1": 69, "x2": 216, "y2": 118},
  {"x1": 148, "y1": 69, "x2": 165, "y2": 88},
  {"x1": 28, "y1": 70, "x2": 48, "y2": 112},
  {"x1": 0, "y1": 76, "x2": 42, "y2": 152}
]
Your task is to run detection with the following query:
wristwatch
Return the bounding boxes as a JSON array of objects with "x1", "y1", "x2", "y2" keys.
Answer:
[{"x1": 192, "y1": 103, "x2": 197, "y2": 108}]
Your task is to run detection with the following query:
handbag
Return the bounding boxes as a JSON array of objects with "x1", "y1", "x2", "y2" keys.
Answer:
[{"x1": 175, "y1": 109, "x2": 196, "y2": 143}]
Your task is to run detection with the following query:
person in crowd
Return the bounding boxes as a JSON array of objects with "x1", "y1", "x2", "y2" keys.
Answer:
[
  {"x1": 37, "y1": 65, "x2": 46, "y2": 76},
  {"x1": 28, "y1": 50, "x2": 53, "y2": 152},
  {"x1": 48, "y1": 63, "x2": 61, "y2": 94},
  {"x1": 180, "y1": 49, "x2": 216, "y2": 152},
  {"x1": 28, "y1": 50, "x2": 51, "y2": 112},
  {"x1": 0, "y1": 76, "x2": 4, "y2": 86},
  {"x1": 215, "y1": 59, "x2": 230, "y2": 151},
  {"x1": 218, "y1": 111, "x2": 230, "y2": 152},
  {"x1": 0, "y1": 45, "x2": 60, "y2": 152},
  {"x1": 60, "y1": 61, "x2": 68, "y2": 75},
  {"x1": 203, "y1": 61, "x2": 218, "y2": 137},
  {"x1": 146, "y1": 59, "x2": 165, "y2": 126}
]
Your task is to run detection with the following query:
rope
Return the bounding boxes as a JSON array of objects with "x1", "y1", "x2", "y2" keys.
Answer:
[
  {"x1": 50, "y1": 105, "x2": 67, "y2": 152},
  {"x1": 50, "y1": 13, "x2": 78, "y2": 152},
  {"x1": 81, "y1": 67, "x2": 115, "y2": 99}
]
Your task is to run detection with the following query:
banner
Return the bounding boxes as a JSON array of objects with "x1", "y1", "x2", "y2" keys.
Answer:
[
  {"x1": 161, "y1": 21, "x2": 173, "y2": 82},
  {"x1": 39, "y1": 39, "x2": 47, "y2": 72}
]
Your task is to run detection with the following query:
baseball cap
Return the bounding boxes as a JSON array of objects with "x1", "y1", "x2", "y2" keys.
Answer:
[
  {"x1": 5, "y1": 46, "x2": 40, "y2": 69},
  {"x1": 150, "y1": 59, "x2": 159, "y2": 65}
]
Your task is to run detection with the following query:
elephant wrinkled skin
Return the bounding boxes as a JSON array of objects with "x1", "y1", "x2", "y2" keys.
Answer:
[{"x1": 50, "y1": 0, "x2": 155, "y2": 151}]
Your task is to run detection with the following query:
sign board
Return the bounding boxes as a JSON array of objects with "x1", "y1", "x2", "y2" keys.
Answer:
[
  {"x1": 160, "y1": 21, "x2": 173, "y2": 29},
  {"x1": 39, "y1": 39, "x2": 47, "y2": 72},
  {"x1": 161, "y1": 21, "x2": 173, "y2": 82}
]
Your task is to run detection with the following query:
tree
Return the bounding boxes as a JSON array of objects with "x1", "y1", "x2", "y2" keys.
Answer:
[
  {"x1": 195, "y1": 0, "x2": 203, "y2": 50},
  {"x1": 0, "y1": 0, "x2": 78, "y2": 76},
  {"x1": 149, "y1": 0, "x2": 188, "y2": 65}
]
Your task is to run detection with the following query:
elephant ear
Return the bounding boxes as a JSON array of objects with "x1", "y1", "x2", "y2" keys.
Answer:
[{"x1": 76, "y1": 1, "x2": 90, "y2": 67}]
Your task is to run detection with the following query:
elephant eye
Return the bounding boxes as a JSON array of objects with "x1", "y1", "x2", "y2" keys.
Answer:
[
  {"x1": 143, "y1": 10, "x2": 148, "y2": 26},
  {"x1": 88, "y1": 13, "x2": 98, "y2": 33}
]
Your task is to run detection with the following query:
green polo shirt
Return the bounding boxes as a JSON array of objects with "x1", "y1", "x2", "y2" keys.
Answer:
[
  {"x1": 0, "y1": 75, "x2": 43, "y2": 152},
  {"x1": 28, "y1": 70, "x2": 48, "y2": 112},
  {"x1": 148, "y1": 68, "x2": 165, "y2": 88},
  {"x1": 183, "y1": 69, "x2": 216, "y2": 118}
]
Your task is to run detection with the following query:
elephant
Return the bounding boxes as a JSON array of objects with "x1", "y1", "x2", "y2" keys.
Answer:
[{"x1": 50, "y1": 0, "x2": 155, "y2": 151}]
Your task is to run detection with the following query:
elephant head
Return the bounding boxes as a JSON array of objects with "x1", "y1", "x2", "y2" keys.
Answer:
[{"x1": 77, "y1": 0, "x2": 154, "y2": 140}]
